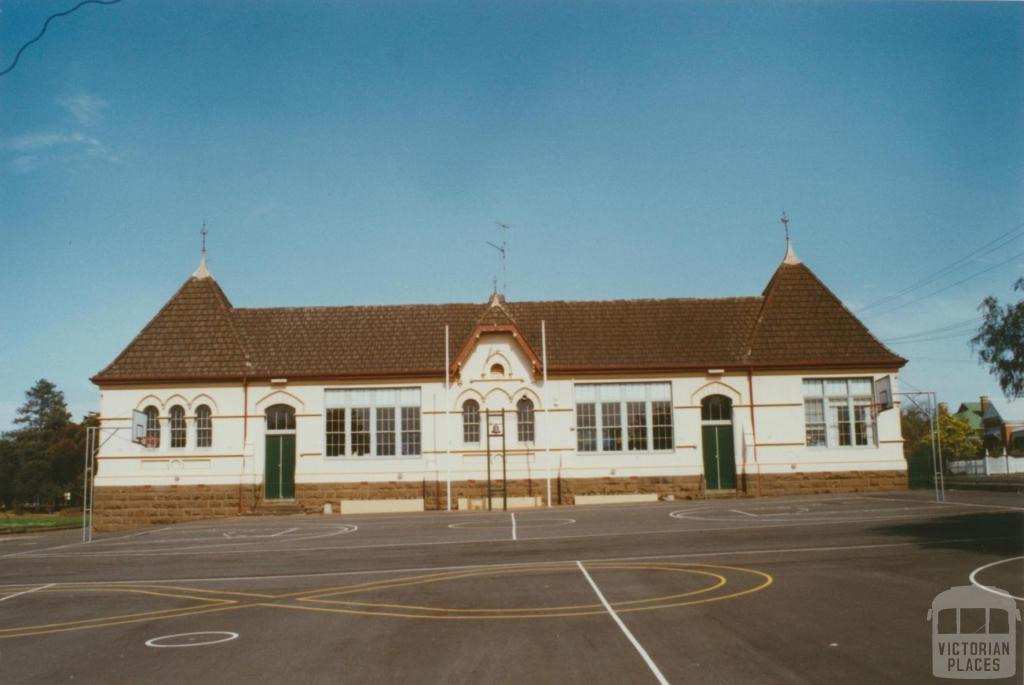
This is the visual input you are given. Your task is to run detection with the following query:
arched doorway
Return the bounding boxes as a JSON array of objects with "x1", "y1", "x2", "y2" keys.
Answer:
[
  {"x1": 701, "y1": 395, "x2": 736, "y2": 490},
  {"x1": 265, "y1": 404, "x2": 296, "y2": 499}
]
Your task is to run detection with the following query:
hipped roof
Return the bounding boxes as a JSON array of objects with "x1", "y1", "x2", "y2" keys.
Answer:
[{"x1": 92, "y1": 258, "x2": 905, "y2": 384}]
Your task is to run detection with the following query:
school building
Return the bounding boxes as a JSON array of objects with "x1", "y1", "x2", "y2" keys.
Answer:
[{"x1": 90, "y1": 241, "x2": 907, "y2": 530}]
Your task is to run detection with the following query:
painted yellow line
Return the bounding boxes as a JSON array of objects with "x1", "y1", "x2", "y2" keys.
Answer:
[
  {"x1": 0, "y1": 600, "x2": 236, "y2": 638},
  {"x1": 300, "y1": 565, "x2": 728, "y2": 613}
]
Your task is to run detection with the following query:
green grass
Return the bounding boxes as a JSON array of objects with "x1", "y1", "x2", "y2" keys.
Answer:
[{"x1": 0, "y1": 514, "x2": 83, "y2": 531}]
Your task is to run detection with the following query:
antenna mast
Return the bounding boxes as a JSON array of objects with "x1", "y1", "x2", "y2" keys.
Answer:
[{"x1": 487, "y1": 221, "x2": 510, "y2": 295}]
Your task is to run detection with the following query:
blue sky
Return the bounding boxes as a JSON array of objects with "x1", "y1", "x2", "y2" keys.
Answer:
[{"x1": 1, "y1": 1, "x2": 1022, "y2": 428}]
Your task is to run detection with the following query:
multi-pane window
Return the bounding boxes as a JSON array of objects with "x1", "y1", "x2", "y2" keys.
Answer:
[
  {"x1": 463, "y1": 400, "x2": 481, "y2": 444},
  {"x1": 195, "y1": 404, "x2": 212, "y2": 448},
  {"x1": 376, "y1": 407, "x2": 396, "y2": 456},
  {"x1": 602, "y1": 402, "x2": 622, "y2": 451},
  {"x1": 652, "y1": 401, "x2": 673, "y2": 450},
  {"x1": 701, "y1": 395, "x2": 732, "y2": 422},
  {"x1": 516, "y1": 398, "x2": 535, "y2": 443},
  {"x1": 266, "y1": 404, "x2": 296, "y2": 431},
  {"x1": 351, "y1": 407, "x2": 371, "y2": 456},
  {"x1": 401, "y1": 407, "x2": 421, "y2": 456},
  {"x1": 144, "y1": 406, "x2": 160, "y2": 448},
  {"x1": 627, "y1": 401, "x2": 648, "y2": 451},
  {"x1": 326, "y1": 408, "x2": 345, "y2": 457},
  {"x1": 576, "y1": 403, "x2": 597, "y2": 452},
  {"x1": 576, "y1": 383, "x2": 673, "y2": 453},
  {"x1": 169, "y1": 406, "x2": 186, "y2": 448},
  {"x1": 323, "y1": 388, "x2": 421, "y2": 457},
  {"x1": 803, "y1": 378, "x2": 875, "y2": 447}
]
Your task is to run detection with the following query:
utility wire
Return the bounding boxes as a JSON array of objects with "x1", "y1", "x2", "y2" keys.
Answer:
[
  {"x1": 866, "y1": 247, "x2": 1024, "y2": 319},
  {"x1": 882, "y1": 316, "x2": 982, "y2": 343},
  {"x1": 0, "y1": 0, "x2": 122, "y2": 78},
  {"x1": 856, "y1": 219, "x2": 1024, "y2": 315}
]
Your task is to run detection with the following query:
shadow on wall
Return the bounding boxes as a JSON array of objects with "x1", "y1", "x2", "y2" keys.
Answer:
[{"x1": 871, "y1": 512, "x2": 1024, "y2": 558}]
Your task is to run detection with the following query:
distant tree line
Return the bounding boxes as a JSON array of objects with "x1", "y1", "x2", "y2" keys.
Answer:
[{"x1": 0, "y1": 379, "x2": 96, "y2": 511}]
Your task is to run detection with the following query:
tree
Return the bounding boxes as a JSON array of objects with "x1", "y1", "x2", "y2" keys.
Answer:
[
  {"x1": 919, "y1": 412, "x2": 983, "y2": 460},
  {"x1": 14, "y1": 379, "x2": 71, "y2": 432},
  {"x1": 973, "y1": 279, "x2": 1024, "y2": 398},
  {"x1": 2, "y1": 380, "x2": 92, "y2": 511},
  {"x1": 900, "y1": 405, "x2": 932, "y2": 459}
]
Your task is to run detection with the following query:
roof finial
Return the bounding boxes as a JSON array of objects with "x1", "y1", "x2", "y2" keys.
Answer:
[
  {"x1": 193, "y1": 222, "x2": 211, "y2": 278},
  {"x1": 781, "y1": 211, "x2": 801, "y2": 264},
  {"x1": 487, "y1": 221, "x2": 510, "y2": 296}
]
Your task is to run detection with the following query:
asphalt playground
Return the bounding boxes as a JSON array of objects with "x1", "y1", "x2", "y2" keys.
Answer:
[{"x1": 1, "y1": 490, "x2": 1022, "y2": 684}]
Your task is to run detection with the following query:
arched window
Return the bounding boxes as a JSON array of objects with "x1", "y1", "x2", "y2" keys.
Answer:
[
  {"x1": 517, "y1": 397, "x2": 535, "y2": 443},
  {"x1": 169, "y1": 406, "x2": 186, "y2": 448},
  {"x1": 143, "y1": 406, "x2": 160, "y2": 448},
  {"x1": 462, "y1": 400, "x2": 480, "y2": 444},
  {"x1": 195, "y1": 404, "x2": 212, "y2": 448},
  {"x1": 701, "y1": 395, "x2": 732, "y2": 423},
  {"x1": 266, "y1": 404, "x2": 296, "y2": 432},
  {"x1": 490, "y1": 363, "x2": 505, "y2": 376}
]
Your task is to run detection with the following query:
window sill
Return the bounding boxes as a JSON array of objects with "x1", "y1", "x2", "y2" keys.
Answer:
[{"x1": 324, "y1": 454, "x2": 423, "y2": 461}]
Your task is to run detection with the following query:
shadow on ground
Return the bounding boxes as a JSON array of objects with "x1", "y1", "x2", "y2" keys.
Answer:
[{"x1": 871, "y1": 512, "x2": 1024, "y2": 557}]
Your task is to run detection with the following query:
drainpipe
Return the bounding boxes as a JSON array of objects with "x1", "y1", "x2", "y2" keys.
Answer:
[
  {"x1": 746, "y1": 368, "x2": 761, "y2": 496},
  {"x1": 239, "y1": 376, "x2": 249, "y2": 514}
]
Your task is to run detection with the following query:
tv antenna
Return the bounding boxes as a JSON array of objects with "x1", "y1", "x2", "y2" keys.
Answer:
[{"x1": 487, "y1": 221, "x2": 510, "y2": 295}]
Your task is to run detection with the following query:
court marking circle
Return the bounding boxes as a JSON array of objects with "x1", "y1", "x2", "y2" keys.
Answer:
[
  {"x1": 145, "y1": 631, "x2": 239, "y2": 648},
  {"x1": 448, "y1": 518, "x2": 575, "y2": 530},
  {"x1": 969, "y1": 555, "x2": 1024, "y2": 602},
  {"x1": 296, "y1": 561, "x2": 773, "y2": 619}
]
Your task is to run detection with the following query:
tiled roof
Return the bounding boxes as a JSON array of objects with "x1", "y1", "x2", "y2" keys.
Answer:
[
  {"x1": 92, "y1": 259, "x2": 905, "y2": 383},
  {"x1": 746, "y1": 261, "x2": 905, "y2": 367}
]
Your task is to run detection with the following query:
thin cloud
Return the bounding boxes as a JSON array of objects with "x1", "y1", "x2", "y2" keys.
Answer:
[
  {"x1": 58, "y1": 93, "x2": 109, "y2": 126},
  {"x1": 5, "y1": 130, "x2": 123, "y2": 170}
]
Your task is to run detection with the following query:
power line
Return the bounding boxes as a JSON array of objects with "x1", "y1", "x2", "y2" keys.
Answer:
[
  {"x1": 0, "y1": 0, "x2": 123, "y2": 78},
  {"x1": 856, "y1": 219, "x2": 1024, "y2": 315},
  {"x1": 866, "y1": 246, "x2": 1024, "y2": 319},
  {"x1": 882, "y1": 316, "x2": 982, "y2": 343}
]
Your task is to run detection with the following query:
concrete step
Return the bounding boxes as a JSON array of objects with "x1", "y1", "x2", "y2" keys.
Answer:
[{"x1": 250, "y1": 500, "x2": 305, "y2": 516}]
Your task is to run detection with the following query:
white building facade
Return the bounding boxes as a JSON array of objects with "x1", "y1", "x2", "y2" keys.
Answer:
[{"x1": 91, "y1": 248, "x2": 907, "y2": 529}]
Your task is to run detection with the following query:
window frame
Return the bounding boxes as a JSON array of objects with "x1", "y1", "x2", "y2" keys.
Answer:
[
  {"x1": 574, "y1": 383, "x2": 674, "y2": 454},
  {"x1": 802, "y1": 378, "x2": 877, "y2": 448},
  {"x1": 322, "y1": 388, "x2": 422, "y2": 459},
  {"x1": 463, "y1": 399, "x2": 481, "y2": 445},
  {"x1": 516, "y1": 397, "x2": 535, "y2": 444},
  {"x1": 143, "y1": 405, "x2": 160, "y2": 449},
  {"x1": 194, "y1": 404, "x2": 212, "y2": 449}
]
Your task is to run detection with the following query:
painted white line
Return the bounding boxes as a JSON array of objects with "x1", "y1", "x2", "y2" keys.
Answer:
[
  {"x1": 851, "y1": 494, "x2": 1024, "y2": 512},
  {"x1": 7, "y1": 509, "x2": 989, "y2": 560},
  {"x1": 145, "y1": 631, "x2": 239, "y2": 648},
  {"x1": 511, "y1": 513, "x2": 517, "y2": 541},
  {"x1": 0, "y1": 582, "x2": 53, "y2": 603},
  {"x1": 730, "y1": 509, "x2": 758, "y2": 518},
  {"x1": 0, "y1": 534, "x2": 1012, "y2": 591},
  {"x1": 968, "y1": 556, "x2": 1024, "y2": 602},
  {"x1": 269, "y1": 527, "x2": 299, "y2": 538},
  {"x1": 577, "y1": 561, "x2": 670, "y2": 685}
]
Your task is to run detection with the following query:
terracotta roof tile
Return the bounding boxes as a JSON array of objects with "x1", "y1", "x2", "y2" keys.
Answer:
[{"x1": 92, "y1": 260, "x2": 905, "y2": 384}]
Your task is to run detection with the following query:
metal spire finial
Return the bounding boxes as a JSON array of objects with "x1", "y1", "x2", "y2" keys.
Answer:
[
  {"x1": 193, "y1": 222, "x2": 211, "y2": 278},
  {"x1": 780, "y1": 211, "x2": 801, "y2": 264}
]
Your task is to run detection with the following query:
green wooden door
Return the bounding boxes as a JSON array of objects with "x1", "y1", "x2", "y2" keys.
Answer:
[
  {"x1": 265, "y1": 434, "x2": 296, "y2": 499},
  {"x1": 701, "y1": 425, "x2": 737, "y2": 490}
]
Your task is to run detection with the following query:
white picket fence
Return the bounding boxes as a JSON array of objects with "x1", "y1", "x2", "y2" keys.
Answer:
[{"x1": 946, "y1": 455, "x2": 1024, "y2": 476}]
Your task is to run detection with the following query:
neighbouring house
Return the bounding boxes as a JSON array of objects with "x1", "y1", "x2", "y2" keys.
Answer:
[
  {"x1": 90, "y1": 241, "x2": 908, "y2": 530},
  {"x1": 980, "y1": 396, "x2": 1024, "y2": 456}
]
